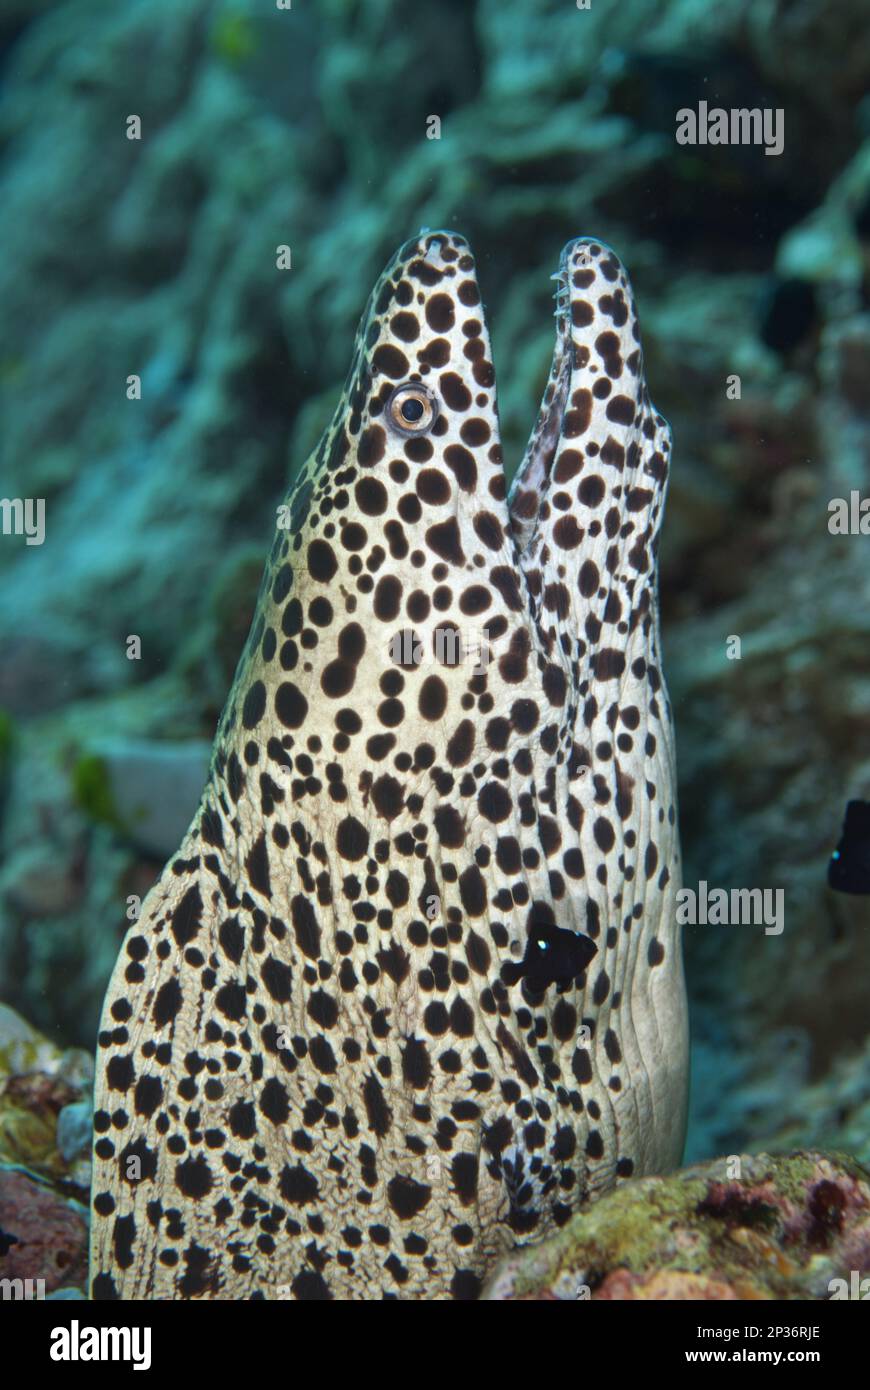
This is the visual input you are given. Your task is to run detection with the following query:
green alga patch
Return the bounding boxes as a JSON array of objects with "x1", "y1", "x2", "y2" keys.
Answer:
[
  {"x1": 0, "y1": 707, "x2": 14, "y2": 773},
  {"x1": 71, "y1": 753, "x2": 120, "y2": 828},
  {"x1": 210, "y1": 10, "x2": 258, "y2": 65}
]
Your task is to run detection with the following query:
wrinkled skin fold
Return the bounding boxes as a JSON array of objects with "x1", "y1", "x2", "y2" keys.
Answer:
[{"x1": 90, "y1": 230, "x2": 688, "y2": 1300}]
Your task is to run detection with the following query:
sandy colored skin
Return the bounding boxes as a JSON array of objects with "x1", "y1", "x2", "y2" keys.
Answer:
[{"x1": 89, "y1": 230, "x2": 688, "y2": 1300}]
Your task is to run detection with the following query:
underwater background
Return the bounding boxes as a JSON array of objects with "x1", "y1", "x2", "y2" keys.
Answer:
[{"x1": 0, "y1": 0, "x2": 869, "y2": 1287}]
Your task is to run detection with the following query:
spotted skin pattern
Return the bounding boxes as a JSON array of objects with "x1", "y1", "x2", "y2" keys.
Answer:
[{"x1": 90, "y1": 231, "x2": 688, "y2": 1301}]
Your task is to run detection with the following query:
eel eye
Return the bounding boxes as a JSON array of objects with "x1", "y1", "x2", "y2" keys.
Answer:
[{"x1": 388, "y1": 383, "x2": 437, "y2": 434}]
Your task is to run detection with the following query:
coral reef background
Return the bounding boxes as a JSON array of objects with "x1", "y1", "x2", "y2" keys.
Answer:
[{"x1": 0, "y1": 0, "x2": 869, "y2": 1209}]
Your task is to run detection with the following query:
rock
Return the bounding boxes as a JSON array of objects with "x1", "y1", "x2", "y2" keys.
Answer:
[
  {"x1": 482, "y1": 1152, "x2": 870, "y2": 1300},
  {"x1": 0, "y1": 1091, "x2": 65, "y2": 1180},
  {"x1": 0, "y1": 1005, "x2": 92, "y2": 1091},
  {"x1": 0, "y1": 685, "x2": 206, "y2": 1048},
  {"x1": 56, "y1": 1101, "x2": 92, "y2": 1166},
  {"x1": 778, "y1": 144, "x2": 870, "y2": 301},
  {"x1": 0, "y1": 1168, "x2": 88, "y2": 1296},
  {"x1": 0, "y1": 844, "x2": 85, "y2": 918},
  {"x1": 756, "y1": 1037, "x2": 870, "y2": 1164},
  {"x1": 0, "y1": 632, "x2": 105, "y2": 718},
  {"x1": 0, "y1": 1006, "x2": 92, "y2": 1192},
  {"x1": 72, "y1": 736, "x2": 211, "y2": 859}
]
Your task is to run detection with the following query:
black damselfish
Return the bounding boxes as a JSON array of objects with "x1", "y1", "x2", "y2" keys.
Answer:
[
  {"x1": 504, "y1": 924, "x2": 598, "y2": 993},
  {"x1": 828, "y1": 800, "x2": 870, "y2": 895}
]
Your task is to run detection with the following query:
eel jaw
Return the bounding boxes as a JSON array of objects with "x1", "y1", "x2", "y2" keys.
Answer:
[{"x1": 508, "y1": 244, "x2": 576, "y2": 553}]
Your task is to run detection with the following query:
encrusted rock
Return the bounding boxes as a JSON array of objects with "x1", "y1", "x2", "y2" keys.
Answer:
[
  {"x1": 0, "y1": 1168, "x2": 88, "y2": 1296},
  {"x1": 482, "y1": 1152, "x2": 870, "y2": 1300}
]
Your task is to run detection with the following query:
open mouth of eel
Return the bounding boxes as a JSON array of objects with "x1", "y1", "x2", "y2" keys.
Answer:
[{"x1": 507, "y1": 241, "x2": 592, "y2": 552}]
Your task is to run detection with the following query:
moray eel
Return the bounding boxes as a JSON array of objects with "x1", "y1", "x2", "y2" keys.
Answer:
[{"x1": 90, "y1": 230, "x2": 688, "y2": 1300}]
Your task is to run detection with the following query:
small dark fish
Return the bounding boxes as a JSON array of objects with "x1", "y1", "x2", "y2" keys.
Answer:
[
  {"x1": 828, "y1": 800, "x2": 870, "y2": 895},
  {"x1": 0, "y1": 1227, "x2": 19, "y2": 1257},
  {"x1": 504, "y1": 924, "x2": 598, "y2": 993}
]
